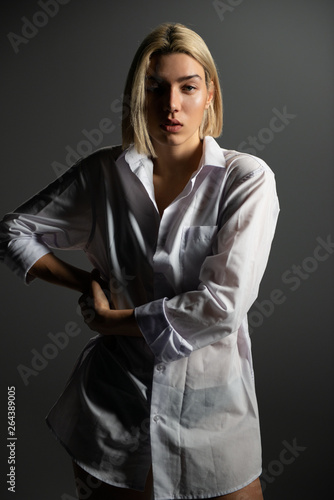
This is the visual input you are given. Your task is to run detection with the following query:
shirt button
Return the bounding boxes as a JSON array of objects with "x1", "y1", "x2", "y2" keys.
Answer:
[
  {"x1": 156, "y1": 364, "x2": 165, "y2": 372},
  {"x1": 153, "y1": 414, "x2": 160, "y2": 423}
]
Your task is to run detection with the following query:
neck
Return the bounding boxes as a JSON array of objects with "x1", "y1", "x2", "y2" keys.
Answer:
[{"x1": 152, "y1": 140, "x2": 204, "y2": 179}]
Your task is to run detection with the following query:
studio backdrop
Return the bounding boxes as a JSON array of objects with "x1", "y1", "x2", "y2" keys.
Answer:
[{"x1": 0, "y1": 1, "x2": 333, "y2": 499}]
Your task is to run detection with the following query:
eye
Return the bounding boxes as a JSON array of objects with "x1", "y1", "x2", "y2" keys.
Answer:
[
  {"x1": 182, "y1": 85, "x2": 197, "y2": 93},
  {"x1": 145, "y1": 76, "x2": 163, "y2": 93},
  {"x1": 145, "y1": 83, "x2": 157, "y2": 91},
  {"x1": 145, "y1": 83, "x2": 163, "y2": 94}
]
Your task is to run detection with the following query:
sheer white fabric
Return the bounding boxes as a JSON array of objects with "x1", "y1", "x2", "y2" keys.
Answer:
[{"x1": 0, "y1": 137, "x2": 279, "y2": 499}]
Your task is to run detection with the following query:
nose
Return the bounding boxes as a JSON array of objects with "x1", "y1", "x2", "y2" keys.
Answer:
[{"x1": 163, "y1": 86, "x2": 180, "y2": 113}]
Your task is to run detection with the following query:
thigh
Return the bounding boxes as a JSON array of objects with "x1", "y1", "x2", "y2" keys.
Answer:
[
  {"x1": 72, "y1": 461, "x2": 153, "y2": 500},
  {"x1": 212, "y1": 478, "x2": 263, "y2": 500}
]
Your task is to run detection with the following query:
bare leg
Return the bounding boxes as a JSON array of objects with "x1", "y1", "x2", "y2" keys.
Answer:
[
  {"x1": 212, "y1": 478, "x2": 263, "y2": 500},
  {"x1": 72, "y1": 461, "x2": 153, "y2": 500}
]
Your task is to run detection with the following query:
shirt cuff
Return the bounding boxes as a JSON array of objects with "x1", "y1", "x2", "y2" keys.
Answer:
[
  {"x1": 4, "y1": 238, "x2": 51, "y2": 285},
  {"x1": 135, "y1": 298, "x2": 193, "y2": 363}
]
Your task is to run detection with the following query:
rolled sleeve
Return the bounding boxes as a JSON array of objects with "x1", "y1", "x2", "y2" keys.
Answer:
[
  {"x1": 0, "y1": 158, "x2": 94, "y2": 284},
  {"x1": 4, "y1": 235, "x2": 51, "y2": 283},
  {"x1": 135, "y1": 298, "x2": 193, "y2": 362},
  {"x1": 135, "y1": 157, "x2": 279, "y2": 363}
]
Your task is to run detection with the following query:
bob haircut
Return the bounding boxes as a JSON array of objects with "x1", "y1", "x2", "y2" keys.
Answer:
[{"x1": 122, "y1": 23, "x2": 223, "y2": 158}]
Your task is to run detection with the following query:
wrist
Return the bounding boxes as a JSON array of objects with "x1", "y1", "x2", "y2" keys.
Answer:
[
  {"x1": 106, "y1": 309, "x2": 142, "y2": 337},
  {"x1": 77, "y1": 269, "x2": 92, "y2": 294}
]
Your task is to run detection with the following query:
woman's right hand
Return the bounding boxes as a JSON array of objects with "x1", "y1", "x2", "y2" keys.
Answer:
[{"x1": 78, "y1": 269, "x2": 141, "y2": 338}]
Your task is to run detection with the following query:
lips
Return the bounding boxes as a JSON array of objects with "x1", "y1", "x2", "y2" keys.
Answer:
[
  {"x1": 160, "y1": 119, "x2": 183, "y2": 133},
  {"x1": 165, "y1": 119, "x2": 182, "y2": 125}
]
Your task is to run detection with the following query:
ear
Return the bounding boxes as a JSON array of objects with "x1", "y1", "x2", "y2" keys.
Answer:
[{"x1": 205, "y1": 81, "x2": 215, "y2": 109}]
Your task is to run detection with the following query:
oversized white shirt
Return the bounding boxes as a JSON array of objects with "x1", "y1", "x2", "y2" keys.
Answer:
[{"x1": 0, "y1": 137, "x2": 279, "y2": 498}]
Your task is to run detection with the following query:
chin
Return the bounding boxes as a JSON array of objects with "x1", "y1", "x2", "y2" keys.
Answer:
[{"x1": 152, "y1": 134, "x2": 184, "y2": 147}]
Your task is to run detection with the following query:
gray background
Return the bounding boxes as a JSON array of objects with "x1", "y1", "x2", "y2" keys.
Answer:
[{"x1": 0, "y1": 1, "x2": 333, "y2": 498}]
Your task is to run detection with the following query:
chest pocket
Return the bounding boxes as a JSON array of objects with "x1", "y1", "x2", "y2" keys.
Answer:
[{"x1": 180, "y1": 225, "x2": 218, "y2": 290}]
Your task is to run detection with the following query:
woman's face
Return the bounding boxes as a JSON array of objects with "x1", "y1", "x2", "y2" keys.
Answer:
[{"x1": 145, "y1": 53, "x2": 214, "y2": 154}]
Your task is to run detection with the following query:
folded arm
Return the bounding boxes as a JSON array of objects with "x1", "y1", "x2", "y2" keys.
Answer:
[
  {"x1": 78, "y1": 269, "x2": 142, "y2": 337},
  {"x1": 28, "y1": 252, "x2": 91, "y2": 293}
]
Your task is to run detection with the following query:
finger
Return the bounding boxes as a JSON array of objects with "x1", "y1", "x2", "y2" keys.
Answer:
[
  {"x1": 90, "y1": 274, "x2": 110, "y2": 308},
  {"x1": 90, "y1": 268, "x2": 113, "y2": 306},
  {"x1": 78, "y1": 293, "x2": 93, "y2": 310},
  {"x1": 78, "y1": 293, "x2": 87, "y2": 306},
  {"x1": 81, "y1": 307, "x2": 96, "y2": 325}
]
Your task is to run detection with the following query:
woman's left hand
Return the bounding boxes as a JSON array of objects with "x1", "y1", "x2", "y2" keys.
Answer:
[{"x1": 78, "y1": 269, "x2": 142, "y2": 337}]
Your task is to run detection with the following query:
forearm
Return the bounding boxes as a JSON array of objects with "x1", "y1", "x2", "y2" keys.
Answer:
[
  {"x1": 97, "y1": 308, "x2": 142, "y2": 337},
  {"x1": 28, "y1": 253, "x2": 91, "y2": 293}
]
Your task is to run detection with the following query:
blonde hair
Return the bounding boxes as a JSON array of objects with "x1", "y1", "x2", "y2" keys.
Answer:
[{"x1": 122, "y1": 23, "x2": 223, "y2": 157}]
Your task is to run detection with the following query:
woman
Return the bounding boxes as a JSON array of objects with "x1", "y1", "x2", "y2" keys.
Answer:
[{"x1": 0, "y1": 23, "x2": 279, "y2": 500}]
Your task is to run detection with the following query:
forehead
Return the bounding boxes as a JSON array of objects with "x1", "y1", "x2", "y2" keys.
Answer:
[{"x1": 147, "y1": 53, "x2": 205, "y2": 81}]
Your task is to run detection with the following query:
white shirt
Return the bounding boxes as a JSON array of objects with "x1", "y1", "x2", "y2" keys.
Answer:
[{"x1": 0, "y1": 137, "x2": 279, "y2": 498}]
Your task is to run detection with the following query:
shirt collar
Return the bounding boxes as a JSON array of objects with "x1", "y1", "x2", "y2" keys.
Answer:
[
  {"x1": 123, "y1": 136, "x2": 226, "y2": 174},
  {"x1": 200, "y1": 136, "x2": 226, "y2": 170},
  {"x1": 121, "y1": 137, "x2": 226, "y2": 210},
  {"x1": 123, "y1": 145, "x2": 152, "y2": 175}
]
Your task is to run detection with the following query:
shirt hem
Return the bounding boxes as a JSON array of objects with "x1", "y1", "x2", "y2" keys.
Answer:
[
  {"x1": 45, "y1": 416, "x2": 150, "y2": 493},
  {"x1": 153, "y1": 470, "x2": 262, "y2": 499}
]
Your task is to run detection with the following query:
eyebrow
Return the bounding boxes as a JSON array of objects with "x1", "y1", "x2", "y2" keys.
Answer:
[
  {"x1": 146, "y1": 74, "x2": 202, "y2": 83},
  {"x1": 177, "y1": 74, "x2": 202, "y2": 82}
]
